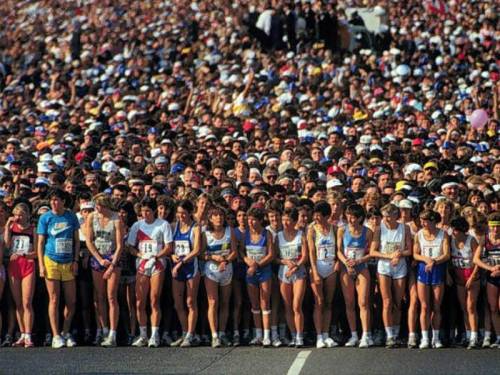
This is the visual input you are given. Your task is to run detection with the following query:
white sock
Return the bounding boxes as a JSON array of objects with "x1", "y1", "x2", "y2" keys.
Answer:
[
  {"x1": 255, "y1": 328, "x2": 263, "y2": 339},
  {"x1": 296, "y1": 332, "x2": 303, "y2": 340},
  {"x1": 96, "y1": 328, "x2": 102, "y2": 336},
  {"x1": 466, "y1": 330, "x2": 471, "y2": 340},
  {"x1": 212, "y1": 332, "x2": 218, "y2": 339},
  {"x1": 103, "y1": 327, "x2": 109, "y2": 337},
  {"x1": 263, "y1": 329, "x2": 271, "y2": 341},
  {"x1": 361, "y1": 331, "x2": 369, "y2": 340},
  {"x1": 317, "y1": 334, "x2": 324, "y2": 341},
  {"x1": 322, "y1": 332, "x2": 329, "y2": 340},
  {"x1": 470, "y1": 331, "x2": 478, "y2": 341},
  {"x1": 151, "y1": 327, "x2": 159, "y2": 338},
  {"x1": 422, "y1": 331, "x2": 429, "y2": 341},
  {"x1": 409, "y1": 332, "x2": 416, "y2": 339},
  {"x1": 185, "y1": 332, "x2": 193, "y2": 340},
  {"x1": 351, "y1": 331, "x2": 358, "y2": 340},
  {"x1": 25, "y1": 333, "x2": 31, "y2": 340},
  {"x1": 432, "y1": 330, "x2": 440, "y2": 341},
  {"x1": 139, "y1": 326, "x2": 147, "y2": 338},
  {"x1": 385, "y1": 327, "x2": 393, "y2": 338},
  {"x1": 484, "y1": 331, "x2": 492, "y2": 339}
]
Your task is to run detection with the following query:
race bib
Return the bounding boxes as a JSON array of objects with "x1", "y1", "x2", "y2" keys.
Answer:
[
  {"x1": 95, "y1": 239, "x2": 113, "y2": 255},
  {"x1": 212, "y1": 242, "x2": 231, "y2": 257},
  {"x1": 345, "y1": 246, "x2": 364, "y2": 260},
  {"x1": 422, "y1": 246, "x2": 440, "y2": 259},
  {"x1": 382, "y1": 242, "x2": 401, "y2": 255},
  {"x1": 139, "y1": 240, "x2": 159, "y2": 258},
  {"x1": 247, "y1": 247, "x2": 264, "y2": 262},
  {"x1": 55, "y1": 238, "x2": 73, "y2": 255},
  {"x1": 452, "y1": 257, "x2": 471, "y2": 269},
  {"x1": 11, "y1": 235, "x2": 31, "y2": 255},
  {"x1": 318, "y1": 244, "x2": 335, "y2": 262},
  {"x1": 174, "y1": 240, "x2": 190, "y2": 256},
  {"x1": 488, "y1": 256, "x2": 500, "y2": 266},
  {"x1": 280, "y1": 244, "x2": 299, "y2": 260}
]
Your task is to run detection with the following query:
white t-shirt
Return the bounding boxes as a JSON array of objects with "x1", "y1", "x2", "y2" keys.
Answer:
[{"x1": 127, "y1": 218, "x2": 173, "y2": 259}]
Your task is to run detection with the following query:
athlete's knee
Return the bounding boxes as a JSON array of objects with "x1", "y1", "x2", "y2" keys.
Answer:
[{"x1": 186, "y1": 296, "x2": 198, "y2": 311}]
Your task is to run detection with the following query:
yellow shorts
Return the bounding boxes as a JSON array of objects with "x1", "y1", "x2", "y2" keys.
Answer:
[{"x1": 44, "y1": 256, "x2": 74, "y2": 282}]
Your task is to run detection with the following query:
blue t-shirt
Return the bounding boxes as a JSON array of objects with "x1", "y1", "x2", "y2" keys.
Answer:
[{"x1": 37, "y1": 210, "x2": 80, "y2": 264}]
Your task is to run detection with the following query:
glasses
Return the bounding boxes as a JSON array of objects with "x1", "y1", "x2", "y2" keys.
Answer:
[{"x1": 266, "y1": 175, "x2": 277, "y2": 179}]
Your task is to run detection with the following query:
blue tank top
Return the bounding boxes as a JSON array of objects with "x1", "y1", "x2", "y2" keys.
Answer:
[
  {"x1": 173, "y1": 222, "x2": 194, "y2": 257},
  {"x1": 234, "y1": 227, "x2": 245, "y2": 242},
  {"x1": 245, "y1": 230, "x2": 267, "y2": 262},
  {"x1": 343, "y1": 226, "x2": 368, "y2": 260}
]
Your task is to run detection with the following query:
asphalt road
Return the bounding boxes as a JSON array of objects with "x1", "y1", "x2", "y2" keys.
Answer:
[{"x1": 0, "y1": 346, "x2": 499, "y2": 375}]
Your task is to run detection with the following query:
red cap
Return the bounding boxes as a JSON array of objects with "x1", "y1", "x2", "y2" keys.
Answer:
[
  {"x1": 327, "y1": 165, "x2": 343, "y2": 175},
  {"x1": 412, "y1": 138, "x2": 423, "y2": 146}
]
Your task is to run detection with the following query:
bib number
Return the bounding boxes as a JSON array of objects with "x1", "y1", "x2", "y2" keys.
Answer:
[
  {"x1": 55, "y1": 238, "x2": 73, "y2": 255},
  {"x1": 174, "y1": 240, "x2": 190, "y2": 257},
  {"x1": 318, "y1": 244, "x2": 335, "y2": 262},
  {"x1": 248, "y1": 248, "x2": 264, "y2": 262},
  {"x1": 95, "y1": 239, "x2": 113, "y2": 255},
  {"x1": 139, "y1": 240, "x2": 159, "y2": 258},
  {"x1": 345, "y1": 246, "x2": 363, "y2": 260},
  {"x1": 489, "y1": 257, "x2": 500, "y2": 266},
  {"x1": 280, "y1": 244, "x2": 299, "y2": 260},
  {"x1": 382, "y1": 242, "x2": 400, "y2": 255},
  {"x1": 452, "y1": 258, "x2": 470, "y2": 269},
  {"x1": 422, "y1": 246, "x2": 440, "y2": 259},
  {"x1": 11, "y1": 235, "x2": 31, "y2": 255}
]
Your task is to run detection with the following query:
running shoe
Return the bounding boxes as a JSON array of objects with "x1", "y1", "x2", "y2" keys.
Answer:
[
  {"x1": 201, "y1": 334, "x2": 211, "y2": 346},
  {"x1": 24, "y1": 336, "x2": 35, "y2": 348},
  {"x1": 491, "y1": 338, "x2": 500, "y2": 348},
  {"x1": 467, "y1": 339, "x2": 479, "y2": 350},
  {"x1": 148, "y1": 335, "x2": 160, "y2": 348},
  {"x1": 373, "y1": 330, "x2": 385, "y2": 346},
  {"x1": 262, "y1": 337, "x2": 271, "y2": 347},
  {"x1": 432, "y1": 339, "x2": 443, "y2": 349},
  {"x1": 232, "y1": 335, "x2": 240, "y2": 347},
  {"x1": 385, "y1": 337, "x2": 396, "y2": 349},
  {"x1": 359, "y1": 337, "x2": 370, "y2": 348},
  {"x1": 12, "y1": 336, "x2": 25, "y2": 347},
  {"x1": 126, "y1": 334, "x2": 135, "y2": 346},
  {"x1": 44, "y1": 333, "x2": 53, "y2": 347},
  {"x1": 316, "y1": 338, "x2": 326, "y2": 349},
  {"x1": 482, "y1": 336, "x2": 491, "y2": 348},
  {"x1": 249, "y1": 336, "x2": 262, "y2": 346},
  {"x1": 419, "y1": 338, "x2": 430, "y2": 349},
  {"x1": 1, "y1": 334, "x2": 13, "y2": 347},
  {"x1": 93, "y1": 332, "x2": 103, "y2": 346},
  {"x1": 272, "y1": 337, "x2": 283, "y2": 348},
  {"x1": 64, "y1": 333, "x2": 77, "y2": 348},
  {"x1": 324, "y1": 337, "x2": 339, "y2": 348},
  {"x1": 220, "y1": 335, "x2": 231, "y2": 347},
  {"x1": 345, "y1": 336, "x2": 359, "y2": 347},
  {"x1": 191, "y1": 335, "x2": 202, "y2": 347},
  {"x1": 101, "y1": 336, "x2": 117, "y2": 348},
  {"x1": 407, "y1": 336, "x2": 418, "y2": 349},
  {"x1": 170, "y1": 335, "x2": 185, "y2": 347},
  {"x1": 131, "y1": 336, "x2": 148, "y2": 347},
  {"x1": 180, "y1": 337, "x2": 192, "y2": 348},
  {"x1": 288, "y1": 337, "x2": 296, "y2": 347},
  {"x1": 295, "y1": 338, "x2": 304, "y2": 348},
  {"x1": 280, "y1": 336, "x2": 290, "y2": 346},
  {"x1": 211, "y1": 337, "x2": 221, "y2": 348},
  {"x1": 161, "y1": 332, "x2": 173, "y2": 346},
  {"x1": 51, "y1": 335, "x2": 66, "y2": 349}
]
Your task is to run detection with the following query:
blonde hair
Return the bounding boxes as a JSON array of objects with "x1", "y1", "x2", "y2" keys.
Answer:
[
  {"x1": 13, "y1": 202, "x2": 30, "y2": 217},
  {"x1": 93, "y1": 193, "x2": 115, "y2": 210}
]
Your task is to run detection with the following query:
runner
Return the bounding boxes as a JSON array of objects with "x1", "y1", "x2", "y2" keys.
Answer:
[
  {"x1": 337, "y1": 204, "x2": 373, "y2": 348},
  {"x1": 84, "y1": 194, "x2": 124, "y2": 347},
  {"x1": 450, "y1": 216, "x2": 480, "y2": 349},
  {"x1": 36, "y1": 188, "x2": 80, "y2": 348},
  {"x1": 4, "y1": 203, "x2": 36, "y2": 347},
  {"x1": 170, "y1": 200, "x2": 201, "y2": 348},
  {"x1": 307, "y1": 201, "x2": 339, "y2": 348},
  {"x1": 242, "y1": 207, "x2": 275, "y2": 347},
  {"x1": 370, "y1": 204, "x2": 412, "y2": 348},
  {"x1": 277, "y1": 207, "x2": 308, "y2": 348},
  {"x1": 473, "y1": 212, "x2": 500, "y2": 348},
  {"x1": 413, "y1": 209, "x2": 450, "y2": 349},
  {"x1": 203, "y1": 206, "x2": 237, "y2": 347},
  {"x1": 128, "y1": 198, "x2": 173, "y2": 348}
]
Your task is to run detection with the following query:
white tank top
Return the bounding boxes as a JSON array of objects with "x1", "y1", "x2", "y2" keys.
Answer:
[
  {"x1": 380, "y1": 222, "x2": 405, "y2": 255},
  {"x1": 451, "y1": 235, "x2": 473, "y2": 269},
  {"x1": 278, "y1": 230, "x2": 302, "y2": 261},
  {"x1": 314, "y1": 224, "x2": 336, "y2": 262},
  {"x1": 418, "y1": 229, "x2": 444, "y2": 259},
  {"x1": 205, "y1": 227, "x2": 231, "y2": 257}
]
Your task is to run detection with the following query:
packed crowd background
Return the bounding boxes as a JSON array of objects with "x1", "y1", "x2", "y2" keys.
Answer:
[{"x1": 0, "y1": 0, "x2": 498, "y2": 351}]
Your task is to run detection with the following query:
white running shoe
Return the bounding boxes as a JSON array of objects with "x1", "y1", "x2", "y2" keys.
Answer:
[
  {"x1": 272, "y1": 338, "x2": 282, "y2": 347},
  {"x1": 482, "y1": 336, "x2": 491, "y2": 348},
  {"x1": 64, "y1": 333, "x2": 77, "y2": 348},
  {"x1": 148, "y1": 335, "x2": 160, "y2": 348},
  {"x1": 262, "y1": 337, "x2": 271, "y2": 347},
  {"x1": 161, "y1": 332, "x2": 173, "y2": 346},
  {"x1": 419, "y1": 338, "x2": 430, "y2": 349},
  {"x1": 51, "y1": 335, "x2": 66, "y2": 349},
  {"x1": 288, "y1": 337, "x2": 296, "y2": 347},
  {"x1": 249, "y1": 337, "x2": 262, "y2": 346},
  {"x1": 359, "y1": 337, "x2": 370, "y2": 348},
  {"x1": 316, "y1": 338, "x2": 326, "y2": 349},
  {"x1": 132, "y1": 336, "x2": 148, "y2": 347},
  {"x1": 345, "y1": 336, "x2": 359, "y2": 347},
  {"x1": 432, "y1": 339, "x2": 443, "y2": 349},
  {"x1": 101, "y1": 336, "x2": 117, "y2": 347},
  {"x1": 295, "y1": 337, "x2": 304, "y2": 348},
  {"x1": 324, "y1": 337, "x2": 338, "y2": 348}
]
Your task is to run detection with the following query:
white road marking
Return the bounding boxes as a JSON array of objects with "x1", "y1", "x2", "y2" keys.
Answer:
[{"x1": 287, "y1": 350, "x2": 312, "y2": 375}]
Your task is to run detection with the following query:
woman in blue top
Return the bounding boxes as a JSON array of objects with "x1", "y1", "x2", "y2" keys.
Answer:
[
  {"x1": 242, "y1": 207, "x2": 275, "y2": 347},
  {"x1": 337, "y1": 204, "x2": 373, "y2": 348},
  {"x1": 171, "y1": 200, "x2": 201, "y2": 348},
  {"x1": 203, "y1": 206, "x2": 237, "y2": 347}
]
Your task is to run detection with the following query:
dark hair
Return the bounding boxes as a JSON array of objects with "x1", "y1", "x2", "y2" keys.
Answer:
[
  {"x1": 140, "y1": 197, "x2": 157, "y2": 212},
  {"x1": 247, "y1": 207, "x2": 266, "y2": 223},
  {"x1": 265, "y1": 198, "x2": 283, "y2": 214},
  {"x1": 176, "y1": 199, "x2": 195, "y2": 214},
  {"x1": 419, "y1": 209, "x2": 441, "y2": 223},
  {"x1": 450, "y1": 216, "x2": 470, "y2": 233},
  {"x1": 282, "y1": 207, "x2": 299, "y2": 222},
  {"x1": 313, "y1": 200, "x2": 331, "y2": 218},
  {"x1": 345, "y1": 203, "x2": 366, "y2": 221},
  {"x1": 207, "y1": 205, "x2": 227, "y2": 231},
  {"x1": 48, "y1": 188, "x2": 67, "y2": 200},
  {"x1": 116, "y1": 200, "x2": 137, "y2": 227}
]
